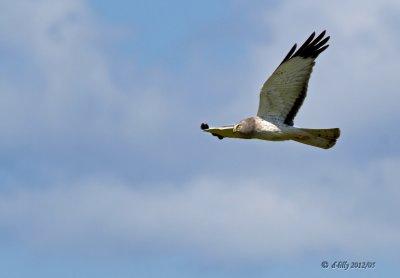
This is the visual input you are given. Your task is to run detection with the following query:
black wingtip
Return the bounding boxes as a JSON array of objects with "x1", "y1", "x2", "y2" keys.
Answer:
[
  {"x1": 307, "y1": 31, "x2": 316, "y2": 43},
  {"x1": 312, "y1": 44, "x2": 329, "y2": 58},
  {"x1": 200, "y1": 123, "x2": 209, "y2": 130},
  {"x1": 281, "y1": 30, "x2": 330, "y2": 63}
]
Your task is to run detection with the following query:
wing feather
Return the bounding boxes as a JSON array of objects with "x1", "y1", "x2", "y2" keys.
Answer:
[{"x1": 257, "y1": 31, "x2": 329, "y2": 125}]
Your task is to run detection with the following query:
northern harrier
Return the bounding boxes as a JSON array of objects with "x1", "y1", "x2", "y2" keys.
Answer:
[{"x1": 201, "y1": 31, "x2": 340, "y2": 149}]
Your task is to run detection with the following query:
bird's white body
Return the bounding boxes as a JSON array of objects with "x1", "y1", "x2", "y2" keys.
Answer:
[{"x1": 252, "y1": 117, "x2": 298, "y2": 141}]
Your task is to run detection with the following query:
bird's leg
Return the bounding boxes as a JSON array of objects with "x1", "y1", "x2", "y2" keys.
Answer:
[{"x1": 210, "y1": 132, "x2": 223, "y2": 139}]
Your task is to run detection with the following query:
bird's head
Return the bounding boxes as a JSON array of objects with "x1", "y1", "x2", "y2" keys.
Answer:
[{"x1": 233, "y1": 117, "x2": 256, "y2": 137}]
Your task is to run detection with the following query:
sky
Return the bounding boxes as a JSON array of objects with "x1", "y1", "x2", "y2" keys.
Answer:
[{"x1": 0, "y1": 0, "x2": 399, "y2": 277}]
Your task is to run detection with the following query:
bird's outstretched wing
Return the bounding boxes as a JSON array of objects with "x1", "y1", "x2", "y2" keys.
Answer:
[{"x1": 257, "y1": 31, "x2": 329, "y2": 126}]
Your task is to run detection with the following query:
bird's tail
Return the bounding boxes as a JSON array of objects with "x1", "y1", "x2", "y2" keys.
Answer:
[{"x1": 293, "y1": 128, "x2": 340, "y2": 149}]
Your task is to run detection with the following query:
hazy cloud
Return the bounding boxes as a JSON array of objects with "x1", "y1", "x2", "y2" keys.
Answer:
[
  {"x1": 1, "y1": 156, "x2": 399, "y2": 261},
  {"x1": 0, "y1": 0, "x2": 169, "y2": 148}
]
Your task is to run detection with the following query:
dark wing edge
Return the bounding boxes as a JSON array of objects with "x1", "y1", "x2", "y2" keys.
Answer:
[
  {"x1": 279, "y1": 31, "x2": 330, "y2": 125},
  {"x1": 283, "y1": 75, "x2": 311, "y2": 126},
  {"x1": 280, "y1": 30, "x2": 330, "y2": 65}
]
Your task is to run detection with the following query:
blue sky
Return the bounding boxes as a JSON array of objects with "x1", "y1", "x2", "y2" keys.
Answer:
[{"x1": 0, "y1": 0, "x2": 400, "y2": 277}]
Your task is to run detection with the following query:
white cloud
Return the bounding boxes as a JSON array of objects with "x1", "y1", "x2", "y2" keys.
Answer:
[
  {"x1": 0, "y1": 0, "x2": 170, "y2": 147},
  {"x1": 1, "y1": 157, "x2": 399, "y2": 261}
]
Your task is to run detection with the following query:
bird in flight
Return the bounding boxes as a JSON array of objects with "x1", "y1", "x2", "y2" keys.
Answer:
[{"x1": 201, "y1": 31, "x2": 340, "y2": 149}]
